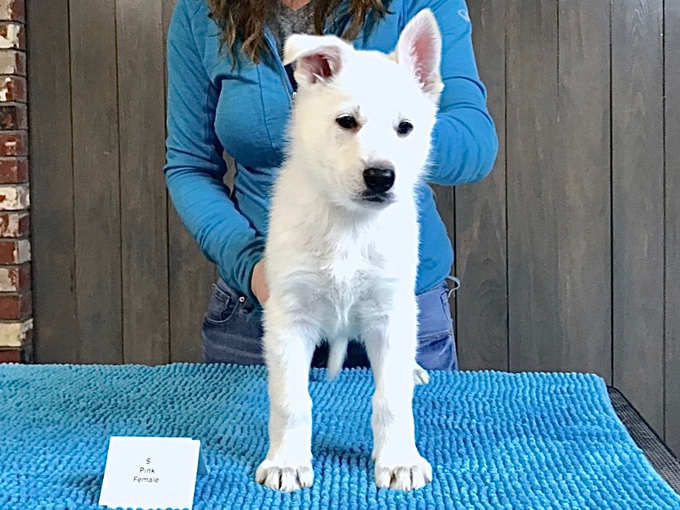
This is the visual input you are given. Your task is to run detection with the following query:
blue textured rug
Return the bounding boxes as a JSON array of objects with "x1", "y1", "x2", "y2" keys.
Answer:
[{"x1": 1, "y1": 364, "x2": 679, "y2": 509}]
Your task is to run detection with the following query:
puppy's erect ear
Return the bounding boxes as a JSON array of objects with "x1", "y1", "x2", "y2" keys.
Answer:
[
  {"x1": 394, "y1": 9, "x2": 444, "y2": 103},
  {"x1": 283, "y1": 34, "x2": 348, "y2": 86}
]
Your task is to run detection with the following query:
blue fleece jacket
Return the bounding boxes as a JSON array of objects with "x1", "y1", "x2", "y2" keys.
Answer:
[{"x1": 164, "y1": 0, "x2": 498, "y2": 303}]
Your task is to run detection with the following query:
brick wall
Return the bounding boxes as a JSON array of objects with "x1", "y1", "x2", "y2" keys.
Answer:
[{"x1": 0, "y1": 0, "x2": 31, "y2": 363}]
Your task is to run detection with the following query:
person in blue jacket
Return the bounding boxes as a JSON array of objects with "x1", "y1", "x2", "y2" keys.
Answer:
[{"x1": 164, "y1": 0, "x2": 498, "y2": 370}]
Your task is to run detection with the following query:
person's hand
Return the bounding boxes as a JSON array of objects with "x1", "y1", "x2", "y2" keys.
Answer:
[{"x1": 251, "y1": 260, "x2": 269, "y2": 305}]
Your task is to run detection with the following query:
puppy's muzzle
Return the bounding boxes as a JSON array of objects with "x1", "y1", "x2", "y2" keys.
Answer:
[{"x1": 362, "y1": 166, "x2": 395, "y2": 203}]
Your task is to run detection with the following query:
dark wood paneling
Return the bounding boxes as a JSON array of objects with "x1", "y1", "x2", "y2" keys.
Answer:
[
  {"x1": 25, "y1": 0, "x2": 678, "y2": 450},
  {"x1": 664, "y1": 0, "x2": 680, "y2": 453},
  {"x1": 506, "y1": 0, "x2": 560, "y2": 371},
  {"x1": 168, "y1": 209, "x2": 216, "y2": 363},
  {"x1": 162, "y1": 0, "x2": 216, "y2": 362},
  {"x1": 506, "y1": 0, "x2": 612, "y2": 378},
  {"x1": 70, "y1": 0, "x2": 122, "y2": 363},
  {"x1": 555, "y1": 0, "x2": 611, "y2": 379},
  {"x1": 612, "y1": 0, "x2": 665, "y2": 432},
  {"x1": 26, "y1": 0, "x2": 78, "y2": 363},
  {"x1": 432, "y1": 184, "x2": 456, "y2": 333},
  {"x1": 455, "y1": 0, "x2": 508, "y2": 371},
  {"x1": 162, "y1": 0, "x2": 176, "y2": 77},
  {"x1": 117, "y1": 0, "x2": 170, "y2": 364}
]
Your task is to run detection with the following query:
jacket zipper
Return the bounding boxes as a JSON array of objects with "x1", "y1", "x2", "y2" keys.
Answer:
[
  {"x1": 263, "y1": 11, "x2": 350, "y2": 107},
  {"x1": 264, "y1": 28, "x2": 296, "y2": 106}
]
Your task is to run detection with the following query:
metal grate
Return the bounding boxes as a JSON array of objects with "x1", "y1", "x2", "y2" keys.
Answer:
[{"x1": 608, "y1": 387, "x2": 680, "y2": 494}]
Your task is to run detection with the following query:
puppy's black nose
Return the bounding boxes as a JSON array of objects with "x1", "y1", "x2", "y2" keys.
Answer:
[{"x1": 363, "y1": 166, "x2": 395, "y2": 194}]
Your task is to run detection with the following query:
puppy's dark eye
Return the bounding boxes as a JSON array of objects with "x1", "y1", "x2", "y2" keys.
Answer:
[
  {"x1": 397, "y1": 120, "x2": 413, "y2": 136},
  {"x1": 336, "y1": 115, "x2": 358, "y2": 130}
]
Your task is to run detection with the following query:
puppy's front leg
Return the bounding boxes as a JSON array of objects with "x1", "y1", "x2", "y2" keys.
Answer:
[
  {"x1": 256, "y1": 299, "x2": 317, "y2": 492},
  {"x1": 364, "y1": 294, "x2": 432, "y2": 491}
]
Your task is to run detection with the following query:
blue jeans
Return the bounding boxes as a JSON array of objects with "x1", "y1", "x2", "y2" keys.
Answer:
[{"x1": 201, "y1": 279, "x2": 458, "y2": 370}]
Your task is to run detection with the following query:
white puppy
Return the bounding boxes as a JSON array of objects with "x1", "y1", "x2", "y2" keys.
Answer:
[{"x1": 256, "y1": 9, "x2": 444, "y2": 493}]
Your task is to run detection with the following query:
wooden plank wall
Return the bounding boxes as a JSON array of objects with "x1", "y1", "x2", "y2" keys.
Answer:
[
  {"x1": 27, "y1": 1, "x2": 678, "y2": 450},
  {"x1": 612, "y1": 0, "x2": 665, "y2": 437},
  {"x1": 664, "y1": 0, "x2": 680, "y2": 456},
  {"x1": 70, "y1": 1, "x2": 122, "y2": 364},
  {"x1": 161, "y1": 0, "x2": 219, "y2": 364},
  {"x1": 456, "y1": 1, "x2": 507, "y2": 371},
  {"x1": 116, "y1": 0, "x2": 169, "y2": 364},
  {"x1": 27, "y1": 0, "x2": 78, "y2": 364}
]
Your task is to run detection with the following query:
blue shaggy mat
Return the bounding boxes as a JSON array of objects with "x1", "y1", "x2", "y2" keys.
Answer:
[{"x1": 0, "y1": 364, "x2": 679, "y2": 510}]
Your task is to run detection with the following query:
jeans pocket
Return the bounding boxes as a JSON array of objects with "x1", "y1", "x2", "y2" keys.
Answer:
[
  {"x1": 415, "y1": 282, "x2": 458, "y2": 370},
  {"x1": 204, "y1": 283, "x2": 241, "y2": 325},
  {"x1": 417, "y1": 331, "x2": 457, "y2": 371}
]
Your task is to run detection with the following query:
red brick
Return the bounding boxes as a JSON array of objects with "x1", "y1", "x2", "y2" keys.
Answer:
[
  {"x1": 0, "y1": 22, "x2": 24, "y2": 50},
  {"x1": 0, "y1": 1, "x2": 25, "y2": 22},
  {"x1": 0, "y1": 263, "x2": 29, "y2": 291},
  {"x1": 0, "y1": 75, "x2": 25, "y2": 102},
  {"x1": 0, "y1": 104, "x2": 25, "y2": 129},
  {"x1": 0, "y1": 183, "x2": 28, "y2": 210},
  {"x1": 0, "y1": 131, "x2": 26, "y2": 156},
  {"x1": 0, "y1": 211, "x2": 28, "y2": 237},
  {"x1": 0, "y1": 317, "x2": 31, "y2": 348},
  {"x1": 0, "y1": 50, "x2": 24, "y2": 76},
  {"x1": 0, "y1": 238, "x2": 29, "y2": 263},
  {"x1": 0, "y1": 348, "x2": 19, "y2": 362},
  {"x1": 0, "y1": 157, "x2": 27, "y2": 183},
  {"x1": 0, "y1": 291, "x2": 30, "y2": 319}
]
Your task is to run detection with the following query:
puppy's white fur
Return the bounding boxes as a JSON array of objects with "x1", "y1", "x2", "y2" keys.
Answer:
[{"x1": 255, "y1": 9, "x2": 443, "y2": 492}]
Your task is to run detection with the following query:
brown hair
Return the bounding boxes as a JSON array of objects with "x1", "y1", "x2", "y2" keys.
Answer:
[{"x1": 207, "y1": 0, "x2": 390, "y2": 65}]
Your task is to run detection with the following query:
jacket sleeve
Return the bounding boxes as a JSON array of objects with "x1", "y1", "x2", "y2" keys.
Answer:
[
  {"x1": 406, "y1": 0, "x2": 498, "y2": 186},
  {"x1": 164, "y1": 0, "x2": 265, "y2": 302}
]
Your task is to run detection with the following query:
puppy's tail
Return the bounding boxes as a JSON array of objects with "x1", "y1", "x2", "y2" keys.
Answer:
[{"x1": 326, "y1": 338, "x2": 348, "y2": 381}]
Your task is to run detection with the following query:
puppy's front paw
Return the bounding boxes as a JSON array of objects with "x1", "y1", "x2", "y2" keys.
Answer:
[
  {"x1": 374, "y1": 453, "x2": 432, "y2": 491},
  {"x1": 256, "y1": 458, "x2": 314, "y2": 492},
  {"x1": 413, "y1": 365, "x2": 429, "y2": 385}
]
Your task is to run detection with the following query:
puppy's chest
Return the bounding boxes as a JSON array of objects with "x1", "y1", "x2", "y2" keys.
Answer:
[
  {"x1": 323, "y1": 253, "x2": 359, "y2": 286},
  {"x1": 319, "y1": 243, "x2": 384, "y2": 313},
  {"x1": 320, "y1": 239, "x2": 383, "y2": 289},
  {"x1": 312, "y1": 242, "x2": 384, "y2": 336}
]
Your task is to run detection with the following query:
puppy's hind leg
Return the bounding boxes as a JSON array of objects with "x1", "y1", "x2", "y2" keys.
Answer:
[
  {"x1": 326, "y1": 337, "x2": 348, "y2": 380},
  {"x1": 363, "y1": 294, "x2": 432, "y2": 492},
  {"x1": 256, "y1": 299, "x2": 318, "y2": 492},
  {"x1": 413, "y1": 364, "x2": 430, "y2": 386}
]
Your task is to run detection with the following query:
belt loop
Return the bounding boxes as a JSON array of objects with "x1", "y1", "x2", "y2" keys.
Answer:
[{"x1": 445, "y1": 275, "x2": 461, "y2": 298}]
